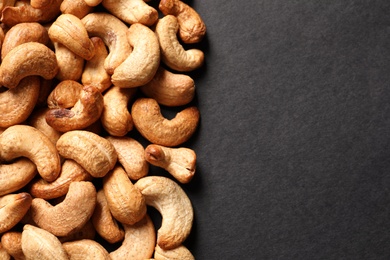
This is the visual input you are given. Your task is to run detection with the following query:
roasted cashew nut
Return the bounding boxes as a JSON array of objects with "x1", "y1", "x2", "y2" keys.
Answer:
[
  {"x1": 134, "y1": 176, "x2": 194, "y2": 250},
  {"x1": 82, "y1": 12, "x2": 132, "y2": 75},
  {"x1": 53, "y1": 42, "x2": 85, "y2": 81},
  {"x1": 56, "y1": 130, "x2": 117, "y2": 178},
  {"x1": 0, "y1": 125, "x2": 61, "y2": 182},
  {"x1": 21, "y1": 224, "x2": 69, "y2": 260},
  {"x1": 155, "y1": 15, "x2": 204, "y2": 72},
  {"x1": 0, "y1": 158, "x2": 37, "y2": 196},
  {"x1": 159, "y1": 0, "x2": 207, "y2": 44},
  {"x1": 63, "y1": 239, "x2": 111, "y2": 259},
  {"x1": 103, "y1": 165, "x2": 147, "y2": 225},
  {"x1": 48, "y1": 13, "x2": 95, "y2": 60},
  {"x1": 110, "y1": 214, "x2": 156, "y2": 260},
  {"x1": 29, "y1": 181, "x2": 97, "y2": 237},
  {"x1": 140, "y1": 65, "x2": 195, "y2": 107},
  {"x1": 102, "y1": 0, "x2": 158, "y2": 26},
  {"x1": 1, "y1": 231, "x2": 24, "y2": 260},
  {"x1": 0, "y1": 76, "x2": 40, "y2": 128},
  {"x1": 0, "y1": 42, "x2": 58, "y2": 89},
  {"x1": 145, "y1": 144, "x2": 196, "y2": 184},
  {"x1": 154, "y1": 244, "x2": 195, "y2": 260},
  {"x1": 0, "y1": 193, "x2": 32, "y2": 233},
  {"x1": 111, "y1": 23, "x2": 160, "y2": 88},
  {"x1": 131, "y1": 98, "x2": 200, "y2": 147},
  {"x1": 101, "y1": 86, "x2": 136, "y2": 137},
  {"x1": 60, "y1": 0, "x2": 93, "y2": 19}
]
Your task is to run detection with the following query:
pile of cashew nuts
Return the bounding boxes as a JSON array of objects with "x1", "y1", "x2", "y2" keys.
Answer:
[{"x1": 0, "y1": 0, "x2": 206, "y2": 259}]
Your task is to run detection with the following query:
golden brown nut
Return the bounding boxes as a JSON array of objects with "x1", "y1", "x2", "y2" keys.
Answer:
[{"x1": 0, "y1": 193, "x2": 32, "y2": 234}]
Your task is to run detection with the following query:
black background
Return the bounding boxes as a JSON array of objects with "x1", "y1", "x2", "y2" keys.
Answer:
[{"x1": 181, "y1": 0, "x2": 390, "y2": 259}]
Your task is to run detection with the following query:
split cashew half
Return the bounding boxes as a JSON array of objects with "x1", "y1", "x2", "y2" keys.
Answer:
[
  {"x1": 29, "y1": 181, "x2": 97, "y2": 237},
  {"x1": 145, "y1": 144, "x2": 196, "y2": 184},
  {"x1": 0, "y1": 193, "x2": 32, "y2": 233},
  {"x1": 0, "y1": 125, "x2": 61, "y2": 182},
  {"x1": 63, "y1": 239, "x2": 111, "y2": 260},
  {"x1": 0, "y1": 42, "x2": 58, "y2": 89},
  {"x1": 155, "y1": 15, "x2": 204, "y2": 72},
  {"x1": 134, "y1": 176, "x2": 194, "y2": 250},
  {"x1": 159, "y1": 0, "x2": 206, "y2": 44},
  {"x1": 56, "y1": 130, "x2": 117, "y2": 178},
  {"x1": 82, "y1": 12, "x2": 132, "y2": 75},
  {"x1": 131, "y1": 98, "x2": 200, "y2": 147},
  {"x1": 111, "y1": 23, "x2": 160, "y2": 88}
]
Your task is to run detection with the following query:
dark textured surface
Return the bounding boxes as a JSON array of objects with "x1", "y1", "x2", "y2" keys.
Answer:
[{"x1": 184, "y1": 1, "x2": 390, "y2": 259}]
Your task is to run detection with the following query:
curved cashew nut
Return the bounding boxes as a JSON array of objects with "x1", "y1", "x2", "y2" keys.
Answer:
[
  {"x1": 0, "y1": 158, "x2": 37, "y2": 196},
  {"x1": 30, "y1": 181, "x2": 97, "y2": 237},
  {"x1": 48, "y1": 13, "x2": 95, "y2": 60},
  {"x1": 140, "y1": 66, "x2": 195, "y2": 107},
  {"x1": 111, "y1": 23, "x2": 160, "y2": 88},
  {"x1": 159, "y1": 0, "x2": 206, "y2": 44},
  {"x1": 134, "y1": 176, "x2": 194, "y2": 250},
  {"x1": 1, "y1": 22, "x2": 49, "y2": 60},
  {"x1": 53, "y1": 42, "x2": 85, "y2": 81},
  {"x1": 0, "y1": 0, "x2": 62, "y2": 27},
  {"x1": 28, "y1": 107, "x2": 62, "y2": 145},
  {"x1": 47, "y1": 80, "x2": 82, "y2": 109},
  {"x1": 131, "y1": 98, "x2": 200, "y2": 147},
  {"x1": 63, "y1": 239, "x2": 111, "y2": 260},
  {"x1": 0, "y1": 76, "x2": 40, "y2": 128},
  {"x1": 60, "y1": 0, "x2": 93, "y2": 19},
  {"x1": 101, "y1": 86, "x2": 136, "y2": 137},
  {"x1": 145, "y1": 144, "x2": 196, "y2": 184},
  {"x1": 82, "y1": 12, "x2": 132, "y2": 75},
  {"x1": 102, "y1": 0, "x2": 158, "y2": 26},
  {"x1": 154, "y1": 244, "x2": 195, "y2": 260},
  {"x1": 56, "y1": 130, "x2": 117, "y2": 178},
  {"x1": 1, "y1": 231, "x2": 24, "y2": 260},
  {"x1": 155, "y1": 15, "x2": 204, "y2": 72},
  {"x1": 21, "y1": 224, "x2": 69, "y2": 260},
  {"x1": 92, "y1": 189, "x2": 125, "y2": 244},
  {"x1": 0, "y1": 193, "x2": 32, "y2": 233},
  {"x1": 103, "y1": 165, "x2": 147, "y2": 225},
  {"x1": 81, "y1": 37, "x2": 112, "y2": 93},
  {"x1": 110, "y1": 214, "x2": 156, "y2": 260},
  {"x1": 59, "y1": 220, "x2": 96, "y2": 243},
  {"x1": 29, "y1": 159, "x2": 92, "y2": 199},
  {"x1": 46, "y1": 84, "x2": 104, "y2": 132},
  {"x1": 0, "y1": 42, "x2": 58, "y2": 89},
  {"x1": 106, "y1": 136, "x2": 149, "y2": 180},
  {"x1": 0, "y1": 125, "x2": 61, "y2": 182}
]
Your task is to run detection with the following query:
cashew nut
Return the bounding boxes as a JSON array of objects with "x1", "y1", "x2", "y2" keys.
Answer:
[
  {"x1": 45, "y1": 85, "x2": 104, "y2": 132},
  {"x1": 145, "y1": 144, "x2": 196, "y2": 184},
  {"x1": 63, "y1": 239, "x2": 111, "y2": 260},
  {"x1": 0, "y1": 76, "x2": 40, "y2": 128},
  {"x1": 0, "y1": 125, "x2": 61, "y2": 182},
  {"x1": 21, "y1": 224, "x2": 69, "y2": 260},
  {"x1": 92, "y1": 189, "x2": 125, "y2": 244},
  {"x1": 82, "y1": 12, "x2": 132, "y2": 75},
  {"x1": 159, "y1": 0, "x2": 206, "y2": 44},
  {"x1": 47, "y1": 80, "x2": 82, "y2": 109},
  {"x1": 29, "y1": 181, "x2": 97, "y2": 237},
  {"x1": 56, "y1": 130, "x2": 117, "y2": 178},
  {"x1": 154, "y1": 244, "x2": 195, "y2": 260},
  {"x1": 81, "y1": 37, "x2": 112, "y2": 93},
  {"x1": 131, "y1": 98, "x2": 200, "y2": 147},
  {"x1": 155, "y1": 15, "x2": 204, "y2": 72},
  {"x1": 106, "y1": 136, "x2": 149, "y2": 180},
  {"x1": 101, "y1": 86, "x2": 136, "y2": 136},
  {"x1": 110, "y1": 214, "x2": 156, "y2": 260},
  {"x1": 1, "y1": 0, "x2": 62, "y2": 27},
  {"x1": 140, "y1": 66, "x2": 195, "y2": 107},
  {"x1": 59, "y1": 220, "x2": 96, "y2": 243},
  {"x1": 134, "y1": 176, "x2": 194, "y2": 250},
  {"x1": 1, "y1": 231, "x2": 24, "y2": 260},
  {"x1": 31, "y1": 0, "x2": 54, "y2": 9},
  {"x1": 102, "y1": 0, "x2": 158, "y2": 26},
  {"x1": 0, "y1": 158, "x2": 37, "y2": 196},
  {"x1": 0, "y1": 42, "x2": 58, "y2": 89},
  {"x1": 48, "y1": 13, "x2": 95, "y2": 60},
  {"x1": 111, "y1": 23, "x2": 160, "y2": 88},
  {"x1": 0, "y1": 193, "x2": 32, "y2": 233},
  {"x1": 103, "y1": 165, "x2": 147, "y2": 225},
  {"x1": 1, "y1": 22, "x2": 49, "y2": 60},
  {"x1": 53, "y1": 42, "x2": 85, "y2": 81},
  {"x1": 60, "y1": 0, "x2": 93, "y2": 19},
  {"x1": 83, "y1": 0, "x2": 102, "y2": 7},
  {"x1": 29, "y1": 159, "x2": 92, "y2": 200},
  {"x1": 28, "y1": 107, "x2": 62, "y2": 145}
]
